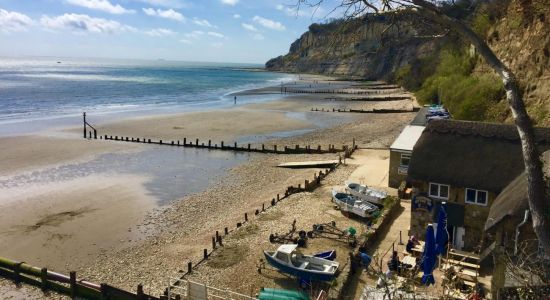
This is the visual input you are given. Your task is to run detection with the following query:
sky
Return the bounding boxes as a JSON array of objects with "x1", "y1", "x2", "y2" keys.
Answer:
[{"x1": 0, "y1": 0, "x2": 339, "y2": 64}]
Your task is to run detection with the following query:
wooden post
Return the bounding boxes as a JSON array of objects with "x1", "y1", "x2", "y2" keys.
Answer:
[
  {"x1": 187, "y1": 262, "x2": 192, "y2": 274},
  {"x1": 196, "y1": 138, "x2": 199, "y2": 146},
  {"x1": 262, "y1": 203, "x2": 265, "y2": 211},
  {"x1": 40, "y1": 268, "x2": 48, "y2": 291},
  {"x1": 212, "y1": 236, "x2": 216, "y2": 249},
  {"x1": 262, "y1": 144, "x2": 265, "y2": 151},
  {"x1": 208, "y1": 140, "x2": 211, "y2": 147},
  {"x1": 218, "y1": 236, "x2": 223, "y2": 246},
  {"x1": 225, "y1": 227, "x2": 228, "y2": 235},
  {"x1": 305, "y1": 180, "x2": 309, "y2": 190},
  {"x1": 89, "y1": 131, "x2": 92, "y2": 139},
  {"x1": 277, "y1": 194, "x2": 280, "y2": 201},
  {"x1": 204, "y1": 249, "x2": 208, "y2": 259},
  {"x1": 221, "y1": 141, "x2": 224, "y2": 148},
  {"x1": 148, "y1": 139, "x2": 151, "y2": 143},
  {"x1": 244, "y1": 213, "x2": 248, "y2": 222},
  {"x1": 234, "y1": 142, "x2": 237, "y2": 149},
  {"x1": 70, "y1": 271, "x2": 76, "y2": 298},
  {"x1": 248, "y1": 144, "x2": 251, "y2": 151},
  {"x1": 184, "y1": 138, "x2": 187, "y2": 145},
  {"x1": 137, "y1": 284, "x2": 144, "y2": 298},
  {"x1": 255, "y1": 209, "x2": 259, "y2": 215},
  {"x1": 271, "y1": 199, "x2": 276, "y2": 206},
  {"x1": 94, "y1": 130, "x2": 97, "y2": 139},
  {"x1": 216, "y1": 231, "x2": 219, "y2": 240},
  {"x1": 83, "y1": 112, "x2": 87, "y2": 138},
  {"x1": 13, "y1": 262, "x2": 20, "y2": 284},
  {"x1": 274, "y1": 145, "x2": 277, "y2": 152},
  {"x1": 160, "y1": 139, "x2": 163, "y2": 144},
  {"x1": 352, "y1": 138, "x2": 356, "y2": 149},
  {"x1": 237, "y1": 222, "x2": 242, "y2": 228},
  {"x1": 177, "y1": 140, "x2": 180, "y2": 145}
]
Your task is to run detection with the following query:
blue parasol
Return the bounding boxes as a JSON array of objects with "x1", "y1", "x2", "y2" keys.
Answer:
[
  {"x1": 421, "y1": 224, "x2": 436, "y2": 286},
  {"x1": 435, "y1": 202, "x2": 449, "y2": 256}
]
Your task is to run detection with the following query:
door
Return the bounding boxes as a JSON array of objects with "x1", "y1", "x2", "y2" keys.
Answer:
[{"x1": 453, "y1": 227, "x2": 465, "y2": 250}]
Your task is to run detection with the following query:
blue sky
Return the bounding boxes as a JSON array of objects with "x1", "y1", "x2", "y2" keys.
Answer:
[{"x1": 0, "y1": 0, "x2": 338, "y2": 63}]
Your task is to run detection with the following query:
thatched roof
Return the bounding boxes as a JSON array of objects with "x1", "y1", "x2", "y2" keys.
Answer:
[
  {"x1": 408, "y1": 120, "x2": 550, "y2": 193},
  {"x1": 484, "y1": 150, "x2": 550, "y2": 231}
]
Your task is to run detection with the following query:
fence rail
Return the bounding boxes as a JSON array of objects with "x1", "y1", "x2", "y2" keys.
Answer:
[
  {"x1": 0, "y1": 257, "x2": 158, "y2": 300},
  {"x1": 168, "y1": 278, "x2": 257, "y2": 300}
]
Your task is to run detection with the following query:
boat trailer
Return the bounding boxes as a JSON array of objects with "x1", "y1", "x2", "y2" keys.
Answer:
[
  {"x1": 307, "y1": 221, "x2": 357, "y2": 247},
  {"x1": 269, "y1": 219, "x2": 308, "y2": 247}
]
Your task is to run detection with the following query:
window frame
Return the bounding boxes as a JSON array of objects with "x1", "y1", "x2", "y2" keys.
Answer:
[
  {"x1": 464, "y1": 188, "x2": 488, "y2": 206},
  {"x1": 429, "y1": 182, "x2": 450, "y2": 200},
  {"x1": 400, "y1": 153, "x2": 411, "y2": 167}
]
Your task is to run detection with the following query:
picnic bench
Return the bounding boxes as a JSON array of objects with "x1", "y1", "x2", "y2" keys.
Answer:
[{"x1": 442, "y1": 258, "x2": 480, "y2": 270}]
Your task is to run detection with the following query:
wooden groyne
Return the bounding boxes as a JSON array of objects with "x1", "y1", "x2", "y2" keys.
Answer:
[
  {"x1": 281, "y1": 88, "x2": 403, "y2": 95},
  {"x1": 0, "y1": 257, "x2": 158, "y2": 300},
  {"x1": 100, "y1": 134, "x2": 354, "y2": 155},
  {"x1": 310, "y1": 107, "x2": 419, "y2": 114},
  {"x1": 325, "y1": 95, "x2": 411, "y2": 101}
]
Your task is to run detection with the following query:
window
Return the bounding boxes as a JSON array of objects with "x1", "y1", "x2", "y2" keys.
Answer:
[
  {"x1": 400, "y1": 153, "x2": 411, "y2": 167},
  {"x1": 465, "y1": 188, "x2": 488, "y2": 206},
  {"x1": 429, "y1": 182, "x2": 449, "y2": 199}
]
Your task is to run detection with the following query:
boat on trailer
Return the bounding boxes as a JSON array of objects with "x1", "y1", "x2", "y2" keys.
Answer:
[
  {"x1": 263, "y1": 244, "x2": 339, "y2": 282},
  {"x1": 344, "y1": 181, "x2": 387, "y2": 205},
  {"x1": 332, "y1": 190, "x2": 380, "y2": 218}
]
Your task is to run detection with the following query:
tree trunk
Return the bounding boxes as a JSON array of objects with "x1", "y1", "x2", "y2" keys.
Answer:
[{"x1": 412, "y1": 1, "x2": 550, "y2": 255}]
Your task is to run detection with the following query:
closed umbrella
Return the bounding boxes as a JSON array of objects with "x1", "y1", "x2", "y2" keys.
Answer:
[
  {"x1": 435, "y1": 202, "x2": 449, "y2": 256},
  {"x1": 421, "y1": 224, "x2": 436, "y2": 286}
]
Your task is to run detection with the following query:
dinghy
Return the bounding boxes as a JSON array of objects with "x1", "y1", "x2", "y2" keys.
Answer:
[
  {"x1": 344, "y1": 181, "x2": 387, "y2": 204},
  {"x1": 313, "y1": 250, "x2": 336, "y2": 261},
  {"x1": 332, "y1": 190, "x2": 380, "y2": 218},
  {"x1": 263, "y1": 244, "x2": 339, "y2": 282}
]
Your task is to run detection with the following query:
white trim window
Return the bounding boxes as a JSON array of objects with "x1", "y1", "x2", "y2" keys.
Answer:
[
  {"x1": 429, "y1": 182, "x2": 449, "y2": 199},
  {"x1": 400, "y1": 153, "x2": 411, "y2": 167},
  {"x1": 465, "y1": 188, "x2": 488, "y2": 206}
]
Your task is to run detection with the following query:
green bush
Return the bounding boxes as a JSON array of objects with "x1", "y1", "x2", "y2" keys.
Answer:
[{"x1": 414, "y1": 49, "x2": 504, "y2": 120}]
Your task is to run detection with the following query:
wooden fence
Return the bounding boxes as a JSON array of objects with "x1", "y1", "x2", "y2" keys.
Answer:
[{"x1": 0, "y1": 257, "x2": 158, "y2": 299}]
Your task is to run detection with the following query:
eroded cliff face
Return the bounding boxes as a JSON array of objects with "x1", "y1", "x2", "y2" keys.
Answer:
[{"x1": 265, "y1": 13, "x2": 445, "y2": 80}]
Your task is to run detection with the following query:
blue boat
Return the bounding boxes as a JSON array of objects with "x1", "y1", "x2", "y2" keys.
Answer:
[
  {"x1": 313, "y1": 250, "x2": 336, "y2": 261},
  {"x1": 263, "y1": 244, "x2": 339, "y2": 282}
]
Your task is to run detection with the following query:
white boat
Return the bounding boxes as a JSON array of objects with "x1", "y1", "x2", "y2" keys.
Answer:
[
  {"x1": 263, "y1": 244, "x2": 339, "y2": 282},
  {"x1": 344, "y1": 181, "x2": 387, "y2": 204},
  {"x1": 332, "y1": 190, "x2": 379, "y2": 218}
]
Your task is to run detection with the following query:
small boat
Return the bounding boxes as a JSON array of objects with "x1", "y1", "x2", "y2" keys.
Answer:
[
  {"x1": 344, "y1": 181, "x2": 387, "y2": 204},
  {"x1": 332, "y1": 190, "x2": 379, "y2": 218},
  {"x1": 313, "y1": 250, "x2": 336, "y2": 261},
  {"x1": 263, "y1": 244, "x2": 339, "y2": 282}
]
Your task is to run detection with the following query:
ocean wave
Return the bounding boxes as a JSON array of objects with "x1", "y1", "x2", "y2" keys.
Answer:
[{"x1": 16, "y1": 73, "x2": 171, "y2": 84}]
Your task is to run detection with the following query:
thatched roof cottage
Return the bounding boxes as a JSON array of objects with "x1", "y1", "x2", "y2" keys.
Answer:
[{"x1": 407, "y1": 120, "x2": 550, "y2": 251}]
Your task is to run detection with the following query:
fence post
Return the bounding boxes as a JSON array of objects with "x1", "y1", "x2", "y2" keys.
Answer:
[
  {"x1": 40, "y1": 267, "x2": 48, "y2": 291},
  {"x1": 184, "y1": 138, "x2": 187, "y2": 145},
  {"x1": 188, "y1": 262, "x2": 192, "y2": 274},
  {"x1": 244, "y1": 213, "x2": 248, "y2": 222},
  {"x1": 225, "y1": 227, "x2": 229, "y2": 235},
  {"x1": 212, "y1": 236, "x2": 216, "y2": 249},
  {"x1": 83, "y1": 112, "x2": 87, "y2": 139},
  {"x1": 13, "y1": 262, "x2": 20, "y2": 285},
  {"x1": 137, "y1": 284, "x2": 144, "y2": 299},
  {"x1": 204, "y1": 249, "x2": 208, "y2": 260},
  {"x1": 69, "y1": 271, "x2": 76, "y2": 298}
]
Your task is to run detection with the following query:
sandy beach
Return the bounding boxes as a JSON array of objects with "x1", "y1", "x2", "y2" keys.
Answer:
[{"x1": 0, "y1": 76, "x2": 416, "y2": 298}]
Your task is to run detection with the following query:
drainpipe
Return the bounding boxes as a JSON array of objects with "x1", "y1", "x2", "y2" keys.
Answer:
[{"x1": 515, "y1": 210, "x2": 530, "y2": 255}]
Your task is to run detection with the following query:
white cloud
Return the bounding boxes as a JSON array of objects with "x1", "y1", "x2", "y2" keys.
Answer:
[
  {"x1": 179, "y1": 38, "x2": 192, "y2": 44},
  {"x1": 276, "y1": 4, "x2": 325, "y2": 18},
  {"x1": 220, "y1": 0, "x2": 238, "y2": 6},
  {"x1": 252, "y1": 15, "x2": 285, "y2": 31},
  {"x1": 241, "y1": 22, "x2": 257, "y2": 32},
  {"x1": 145, "y1": 28, "x2": 176, "y2": 36},
  {"x1": 192, "y1": 18, "x2": 215, "y2": 28},
  {"x1": 66, "y1": 0, "x2": 135, "y2": 14},
  {"x1": 137, "y1": 0, "x2": 186, "y2": 9},
  {"x1": 142, "y1": 8, "x2": 184, "y2": 21},
  {"x1": 0, "y1": 9, "x2": 34, "y2": 33},
  {"x1": 233, "y1": 14, "x2": 240, "y2": 19},
  {"x1": 184, "y1": 30, "x2": 204, "y2": 39},
  {"x1": 40, "y1": 13, "x2": 135, "y2": 34},
  {"x1": 207, "y1": 31, "x2": 224, "y2": 38},
  {"x1": 252, "y1": 33, "x2": 264, "y2": 40}
]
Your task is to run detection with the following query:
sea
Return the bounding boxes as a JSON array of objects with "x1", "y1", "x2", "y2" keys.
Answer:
[{"x1": 0, "y1": 56, "x2": 295, "y2": 136}]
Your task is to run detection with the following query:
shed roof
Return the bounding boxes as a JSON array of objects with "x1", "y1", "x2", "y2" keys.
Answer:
[
  {"x1": 390, "y1": 125, "x2": 426, "y2": 152},
  {"x1": 484, "y1": 150, "x2": 550, "y2": 231},
  {"x1": 408, "y1": 120, "x2": 550, "y2": 193}
]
